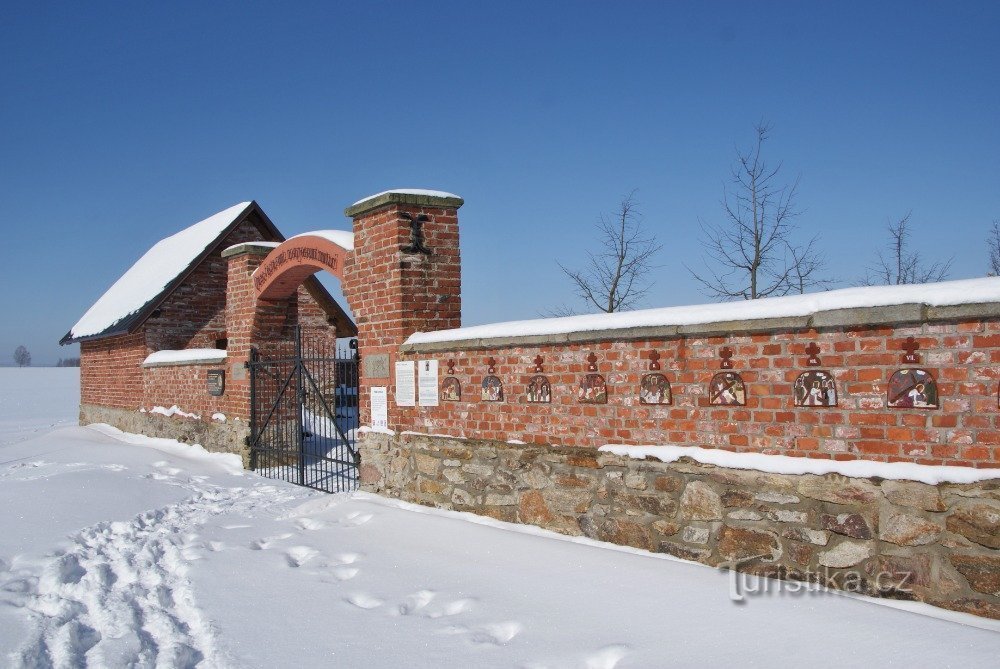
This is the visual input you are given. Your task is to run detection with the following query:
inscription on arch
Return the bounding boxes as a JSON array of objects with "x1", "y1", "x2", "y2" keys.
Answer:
[{"x1": 254, "y1": 234, "x2": 351, "y2": 300}]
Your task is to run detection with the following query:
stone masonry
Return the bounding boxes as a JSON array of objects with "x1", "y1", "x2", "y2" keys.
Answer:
[{"x1": 360, "y1": 431, "x2": 1000, "y2": 619}]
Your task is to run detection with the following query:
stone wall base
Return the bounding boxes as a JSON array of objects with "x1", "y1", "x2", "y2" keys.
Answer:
[
  {"x1": 359, "y1": 431, "x2": 1000, "y2": 620},
  {"x1": 80, "y1": 404, "x2": 251, "y2": 467}
]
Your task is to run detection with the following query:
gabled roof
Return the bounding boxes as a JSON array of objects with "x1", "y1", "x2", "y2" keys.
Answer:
[{"x1": 61, "y1": 201, "x2": 356, "y2": 344}]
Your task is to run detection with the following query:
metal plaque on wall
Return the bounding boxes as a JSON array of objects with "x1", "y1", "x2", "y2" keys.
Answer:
[
  {"x1": 364, "y1": 353, "x2": 390, "y2": 379},
  {"x1": 207, "y1": 370, "x2": 225, "y2": 396}
]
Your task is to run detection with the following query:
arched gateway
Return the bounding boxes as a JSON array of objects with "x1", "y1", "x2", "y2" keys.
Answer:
[
  {"x1": 64, "y1": 190, "x2": 463, "y2": 495},
  {"x1": 242, "y1": 232, "x2": 358, "y2": 492},
  {"x1": 228, "y1": 190, "x2": 464, "y2": 492}
]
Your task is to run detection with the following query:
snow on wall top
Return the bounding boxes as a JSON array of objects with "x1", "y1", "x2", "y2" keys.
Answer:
[
  {"x1": 68, "y1": 202, "x2": 253, "y2": 340},
  {"x1": 350, "y1": 189, "x2": 462, "y2": 207},
  {"x1": 600, "y1": 444, "x2": 1000, "y2": 485},
  {"x1": 290, "y1": 230, "x2": 355, "y2": 251},
  {"x1": 142, "y1": 348, "x2": 228, "y2": 366},
  {"x1": 407, "y1": 276, "x2": 1000, "y2": 345}
]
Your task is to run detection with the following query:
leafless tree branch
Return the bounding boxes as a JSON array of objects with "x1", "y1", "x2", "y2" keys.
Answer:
[
  {"x1": 689, "y1": 122, "x2": 830, "y2": 299},
  {"x1": 988, "y1": 220, "x2": 1000, "y2": 276},
  {"x1": 555, "y1": 191, "x2": 662, "y2": 313},
  {"x1": 859, "y1": 213, "x2": 952, "y2": 285}
]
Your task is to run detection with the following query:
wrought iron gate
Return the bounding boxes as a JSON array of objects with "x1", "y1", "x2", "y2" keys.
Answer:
[{"x1": 248, "y1": 327, "x2": 359, "y2": 493}]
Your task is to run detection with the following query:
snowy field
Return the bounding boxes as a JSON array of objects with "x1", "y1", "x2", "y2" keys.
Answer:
[{"x1": 0, "y1": 369, "x2": 997, "y2": 667}]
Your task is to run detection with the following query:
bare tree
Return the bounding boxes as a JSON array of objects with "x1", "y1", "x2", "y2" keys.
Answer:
[
  {"x1": 988, "y1": 220, "x2": 1000, "y2": 276},
  {"x1": 860, "y1": 213, "x2": 952, "y2": 285},
  {"x1": 13, "y1": 345, "x2": 31, "y2": 367},
  {"x1": 688, "y1": 122, "x2": 830, "y2": 300},
  {"x1": 556, "y1": 191, "x2": 662, "y2": 313}
]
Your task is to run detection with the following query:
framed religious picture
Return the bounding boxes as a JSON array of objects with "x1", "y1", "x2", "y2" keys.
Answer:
[
  {"x1": 887, "y1": 369, "x2": 938, "y2": 409},
  {"x1": 793, "y1": 370, "x2": 837, "y2": 407},
  {"x1": 709, "y1": 372, "x2": 746, "y2": 406},
  {"x1": 527, "y1": 375, "x2": 551, "y2": 403},
  {"x1": 639, "y1": 373, "x2": 671, "y2": 405},
  {"x1": 441, "y1": 376, "x2": 461, "y2": 402},
  {"x1": 481, "y1": 375, "x2": 504, "y2": 402}
]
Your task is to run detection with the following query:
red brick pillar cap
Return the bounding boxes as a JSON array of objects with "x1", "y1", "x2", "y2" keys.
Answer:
[{"x1": 344, "y1": 189, "x2": 464, "y2": 218}]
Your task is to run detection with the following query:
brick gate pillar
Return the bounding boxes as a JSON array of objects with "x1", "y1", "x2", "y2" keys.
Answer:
[
  {"x1": 342, "y1": 191, "x2": 464, "y2": 428},
  {"x1": 221, "y1": 242, "x2": 276, "y2": 421}
]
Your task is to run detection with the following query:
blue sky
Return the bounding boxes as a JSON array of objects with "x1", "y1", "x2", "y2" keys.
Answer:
[{"x1": 1, "y1": 1, "x2": 998, "y2": 364}]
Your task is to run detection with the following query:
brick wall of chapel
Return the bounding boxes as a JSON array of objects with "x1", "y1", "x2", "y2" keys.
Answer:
[{"x1": 79, "y1": 221, "x2": 342, "y2": 419}]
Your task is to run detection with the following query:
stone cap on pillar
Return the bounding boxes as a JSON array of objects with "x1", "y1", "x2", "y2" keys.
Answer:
[
  {"x1": 345, "y1": 189, "x2": 464, "y2": 218},
  {"x1": 221, "y1": 241, "x2": 281, "y2": 258}
]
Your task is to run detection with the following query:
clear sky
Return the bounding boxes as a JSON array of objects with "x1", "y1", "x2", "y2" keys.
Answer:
[{"x1": 1, "y1": 1, "x2": 998, "y2": 365}]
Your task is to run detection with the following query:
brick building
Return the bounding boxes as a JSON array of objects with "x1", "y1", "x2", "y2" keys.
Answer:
[{"x1": 62, "y1": 201, "x2": 356, "y2": 455}]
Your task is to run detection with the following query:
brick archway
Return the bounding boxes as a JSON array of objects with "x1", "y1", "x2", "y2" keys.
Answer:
[{"x1": 253, "y1": 233, "x2": 352, "y2": 301}]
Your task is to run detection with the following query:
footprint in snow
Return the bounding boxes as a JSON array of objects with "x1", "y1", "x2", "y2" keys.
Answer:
[
  {"x1": 426, "y1": 598, "x2": 475, "y2": 618},
  {"x1": 285, "y1": 546, "x2": 319, "y2": 567},
  {"x1": 394, "y1": 590, "x2": 435, "y2": 616},
  {"x1": 1, "y1": 577, "x2": 32, "y2": 593},
  {"x1": 205, "y1": 541, "x2": 225, "y2": 552},
  {"x1": 294, "y1": 518, "x2": 326, "y2": 531},
  {"x1": 340, "y1": 512, "x2": 373, "y2": 527},
  {"x1": 249, "y1": 533, "x2": 293, "y2": 550},
  {"x1": 346, "y1": 593, "x2": 383, "y2": 609},
  {"x1": 331, "y1": 567, "x2": 359, "y2": 581},
  {"x1": 470, "y1": 621, "x2": 522, "y2": 646},
  {"x1": 334, "y1": 552, "x2": 362, "y2": 565},
  {"x1": 584, "y1": 644, "x2": 629, "y2": 669}
]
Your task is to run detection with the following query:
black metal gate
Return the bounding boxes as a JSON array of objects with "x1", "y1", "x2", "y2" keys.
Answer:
[{"x1": 248, "y1": 326, "x2": 359, "y2": 493}]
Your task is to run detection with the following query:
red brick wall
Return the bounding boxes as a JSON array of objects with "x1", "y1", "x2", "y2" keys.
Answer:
[
  {"x1": 80, "y1": 332, "x2": 147, "y2": 409},
  {"x1": 143, "y1": 363, "x2": 228, "y2": 418},
  {"x1": 395, "y1": 321, "x2": 1000, "y2": 468}
]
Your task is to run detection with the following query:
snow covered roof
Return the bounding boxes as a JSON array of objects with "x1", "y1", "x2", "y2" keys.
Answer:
[
  {"x1": 406, "y1": 276, "x2": 1000, "y2": 346},
  {"x1": 61, "y1": 202, "x2": 294, "y2": 344}
]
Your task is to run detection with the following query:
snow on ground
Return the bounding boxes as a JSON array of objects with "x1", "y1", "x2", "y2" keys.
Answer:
[
  {"x1": 0, "y1": 371, "x2": 997, "y2": 667},
  {"x1": 407, "y1": 275, "x2": 1000, "y2": 345},
  {"x1": 0, "y1": 368, "x2": 79, "y2": 446}
]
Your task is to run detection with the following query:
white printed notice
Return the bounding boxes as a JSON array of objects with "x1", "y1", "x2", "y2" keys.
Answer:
[
  {"x1": 418, "y1": 359, "x2": 439, "y2": 406},
  {"x1": 370, "y1": 387, "x2": 388, "y2": 430},
  {"x1": 394, "y1": 360, "x2": 416, "y2": 406}
]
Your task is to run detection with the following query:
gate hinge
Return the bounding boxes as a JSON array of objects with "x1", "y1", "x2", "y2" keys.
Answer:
[{"x1": 244, "y1": 435, "x2": 251, "y2": 447}]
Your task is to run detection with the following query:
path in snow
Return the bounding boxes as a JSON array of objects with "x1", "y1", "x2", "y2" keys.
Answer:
[{"x1": 1, "y1": 456, "x2": 298, "y2": 667}]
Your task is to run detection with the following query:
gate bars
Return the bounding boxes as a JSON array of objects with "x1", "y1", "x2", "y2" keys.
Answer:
[{"x1": 248, "y1": 326, "x2": 359, "y2": 493}]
